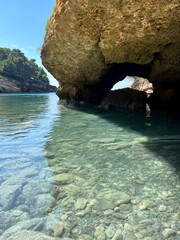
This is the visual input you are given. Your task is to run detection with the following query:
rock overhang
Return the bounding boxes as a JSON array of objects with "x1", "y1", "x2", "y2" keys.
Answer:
[{"x1": 41, "y1": 0, "x2": 180, "y2": 109}]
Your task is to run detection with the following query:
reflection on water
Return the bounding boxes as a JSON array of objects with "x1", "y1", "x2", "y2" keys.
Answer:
[
  {"x1": 0, "y1": 94, "x2": 60, "y2": 239},
  {"x1": 0, "y1": 94, "x2": 179, "y2": 240}
]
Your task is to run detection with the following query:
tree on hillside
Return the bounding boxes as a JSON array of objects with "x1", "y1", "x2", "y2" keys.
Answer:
[{"x1": 0, "y1": 47, "x2": 49, "y2": 83}]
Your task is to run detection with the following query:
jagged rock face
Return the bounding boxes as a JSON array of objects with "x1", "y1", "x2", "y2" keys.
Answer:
[
  {"x1": 101, "y1": 88, "x2": 147, "y2": 110},
  {"x1": 0, "y1": 74, "x2": 56, "y2": 93},
  {"x1": 41, "y1": 0, "x2": 180, "y2": 103},
  {"x1": 130, "y1": 77, "x2": 153, "y2": 95},
  {"x1": 0, "y1": 75, "x2": 21, "y2": 93}
]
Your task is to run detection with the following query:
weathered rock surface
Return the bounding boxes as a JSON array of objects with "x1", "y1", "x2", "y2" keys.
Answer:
[
  {"x1": 0, "y1": 74, "x2": 56, "y2": 93},
  {"x1": 101, "y1": 88, "x2": 147, "y2": 110},
  {"x1": 147, "y1": 88, "x2": 180, "y2": 111},
  {"x1": 130, "y1": 77, "x2": 153, "y2": 96},
  {"x1": 0, "y1": 230, "x2": 57, "y2": 240},
  {"x1": 0, "y1": 75, "x2": 21, "y2": 93},
  {"x1": 41, "y1": 0, "x2": 180, "y2": 107}
]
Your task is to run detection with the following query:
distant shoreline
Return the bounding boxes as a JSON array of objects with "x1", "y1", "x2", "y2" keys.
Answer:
[{"x1": 0, "y1": 74, "x2": 57, "y2": 94}]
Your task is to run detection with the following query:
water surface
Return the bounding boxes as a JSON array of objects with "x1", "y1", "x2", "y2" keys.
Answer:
[{"x1": 0, "y1": 93, "x2": 179, "y2": 240}]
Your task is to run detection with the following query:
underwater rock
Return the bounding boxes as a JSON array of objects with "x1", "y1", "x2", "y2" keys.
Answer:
[
  {"x1": 97, "y1": 189, "x2": 131, "y2": 210},
  {"x1": 1, "y1": 230, "x2": 56, "y2": 240},
  {"x1": 74, "y1": 198, "x2": 88, "y2": 210}
]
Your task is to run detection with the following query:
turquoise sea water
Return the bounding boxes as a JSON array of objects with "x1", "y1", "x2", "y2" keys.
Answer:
[{"x1": 0, "y1": 93, "x2": 179, "y2": 240}]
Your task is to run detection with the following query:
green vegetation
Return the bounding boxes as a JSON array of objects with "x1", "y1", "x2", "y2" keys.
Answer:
[
  {"x1": 0, "y1": 47, "x2": 49, "y2": 83},
  {"x1": 45, "y1": 14, "x2": 53, "y2": 32}
]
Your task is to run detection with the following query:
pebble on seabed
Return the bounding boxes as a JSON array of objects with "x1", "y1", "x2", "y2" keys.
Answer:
[{"x1": 0, "y1": 105, "x2": 180, "y2": 240}]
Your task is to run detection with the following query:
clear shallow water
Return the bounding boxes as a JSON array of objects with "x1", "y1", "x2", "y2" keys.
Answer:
[{"x1": 0, "y1": 93, "x2": 179, "y2": 240}]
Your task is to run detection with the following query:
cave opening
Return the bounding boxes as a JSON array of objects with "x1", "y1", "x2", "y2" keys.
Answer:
[
  {"x1": 101, "y1": 62, "x2": 151, "y2": 93},
  {"x1": 85, "y1": 62, "x2": 152, "y2": 108},
  {"x1": 111, "y1": 76, "x2": 134, "y2": 90},
  {"x1": 94, "y1": 62, "x2": 153, "y2": 111},
  {"x1": 89, "y1": 62, "x2": 151, "y2": 97}
]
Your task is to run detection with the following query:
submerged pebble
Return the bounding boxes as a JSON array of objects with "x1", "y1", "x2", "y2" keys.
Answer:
[{"x1": 0, "y1": 94, "x2": 179, "y2": 240}]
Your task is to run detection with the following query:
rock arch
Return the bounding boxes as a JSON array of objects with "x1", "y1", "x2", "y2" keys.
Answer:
[{"x1": 41, "y1": 0, "x2": 180, "y2": 109}]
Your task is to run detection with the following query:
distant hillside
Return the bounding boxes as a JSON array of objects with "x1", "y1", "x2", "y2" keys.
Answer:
[{"x1": 0, "y1": 48, "x2": 56, "y2": 93}]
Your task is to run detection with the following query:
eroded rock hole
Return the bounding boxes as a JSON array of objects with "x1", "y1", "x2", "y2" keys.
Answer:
[
  {"x1": 99, "y1": 63, "x2": 153, "y2": 110},
  {"x1": 102, "y1": 62, "x2": 151, "y2": 92},
  {"x1": 111, "y1": 76, "x2": 134, "y2": 90}
]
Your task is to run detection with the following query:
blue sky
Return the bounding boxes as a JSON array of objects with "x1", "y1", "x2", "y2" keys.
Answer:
[
  {"x1": 0, "y1": 0, "x2": 58, "y2": 86},
  {"x1": 112, "y1": 76, "x2": 134, "y2": 90}
]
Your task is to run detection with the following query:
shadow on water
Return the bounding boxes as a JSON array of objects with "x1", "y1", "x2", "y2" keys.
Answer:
[
  {"x1": 58, "y1": 101, "x2": 180, "y2": 176},
  {"x1": 41, "y1": 100, "x2": 180, "y2": 239},
  {"x1": 1, "y1": 94, "x2": 179, "y2": 239}
]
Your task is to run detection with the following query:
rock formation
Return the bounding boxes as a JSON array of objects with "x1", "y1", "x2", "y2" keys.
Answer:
[
  {"x1": 130, "y1": 77, "x2": 153, "y2": 96},
  {"x1": 0, "y1": 75, "x2": 21, "y2": 93},
  {"x1": 0, "y1": 74, "x2": 56, "y2": 93},
  {"x1": 101, "y1": 88, "x2": 147, "y2": 110},
  {"x1": 0, "y1": 48, "x2": 57, "y2": 93},
  {"x1": 41, "y1": 0, "x2": 180, "y2": 109}
]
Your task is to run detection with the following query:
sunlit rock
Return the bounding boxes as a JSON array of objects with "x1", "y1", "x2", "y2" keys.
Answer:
[{"x1": 41, "y1": 0, "x2": 180, "y2": 108}]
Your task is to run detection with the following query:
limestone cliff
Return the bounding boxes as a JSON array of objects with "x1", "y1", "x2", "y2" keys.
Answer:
[
  {"x1": 41, "y1": 0, "x2": 180, "y2": 108},
  {"x1": 130, "y1": 77, "x2": 153, "y2": 95},
  {"x1": 0, "y1": 74, "x2": 56, "y2": 93},
  {"x1": 0, "y1": 48, "x2": 57, "y2": 93}
]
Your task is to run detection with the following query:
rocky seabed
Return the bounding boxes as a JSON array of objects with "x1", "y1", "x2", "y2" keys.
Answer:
[{"x1": 0, "y1": 110, "x2": 180, "y2": 240}]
